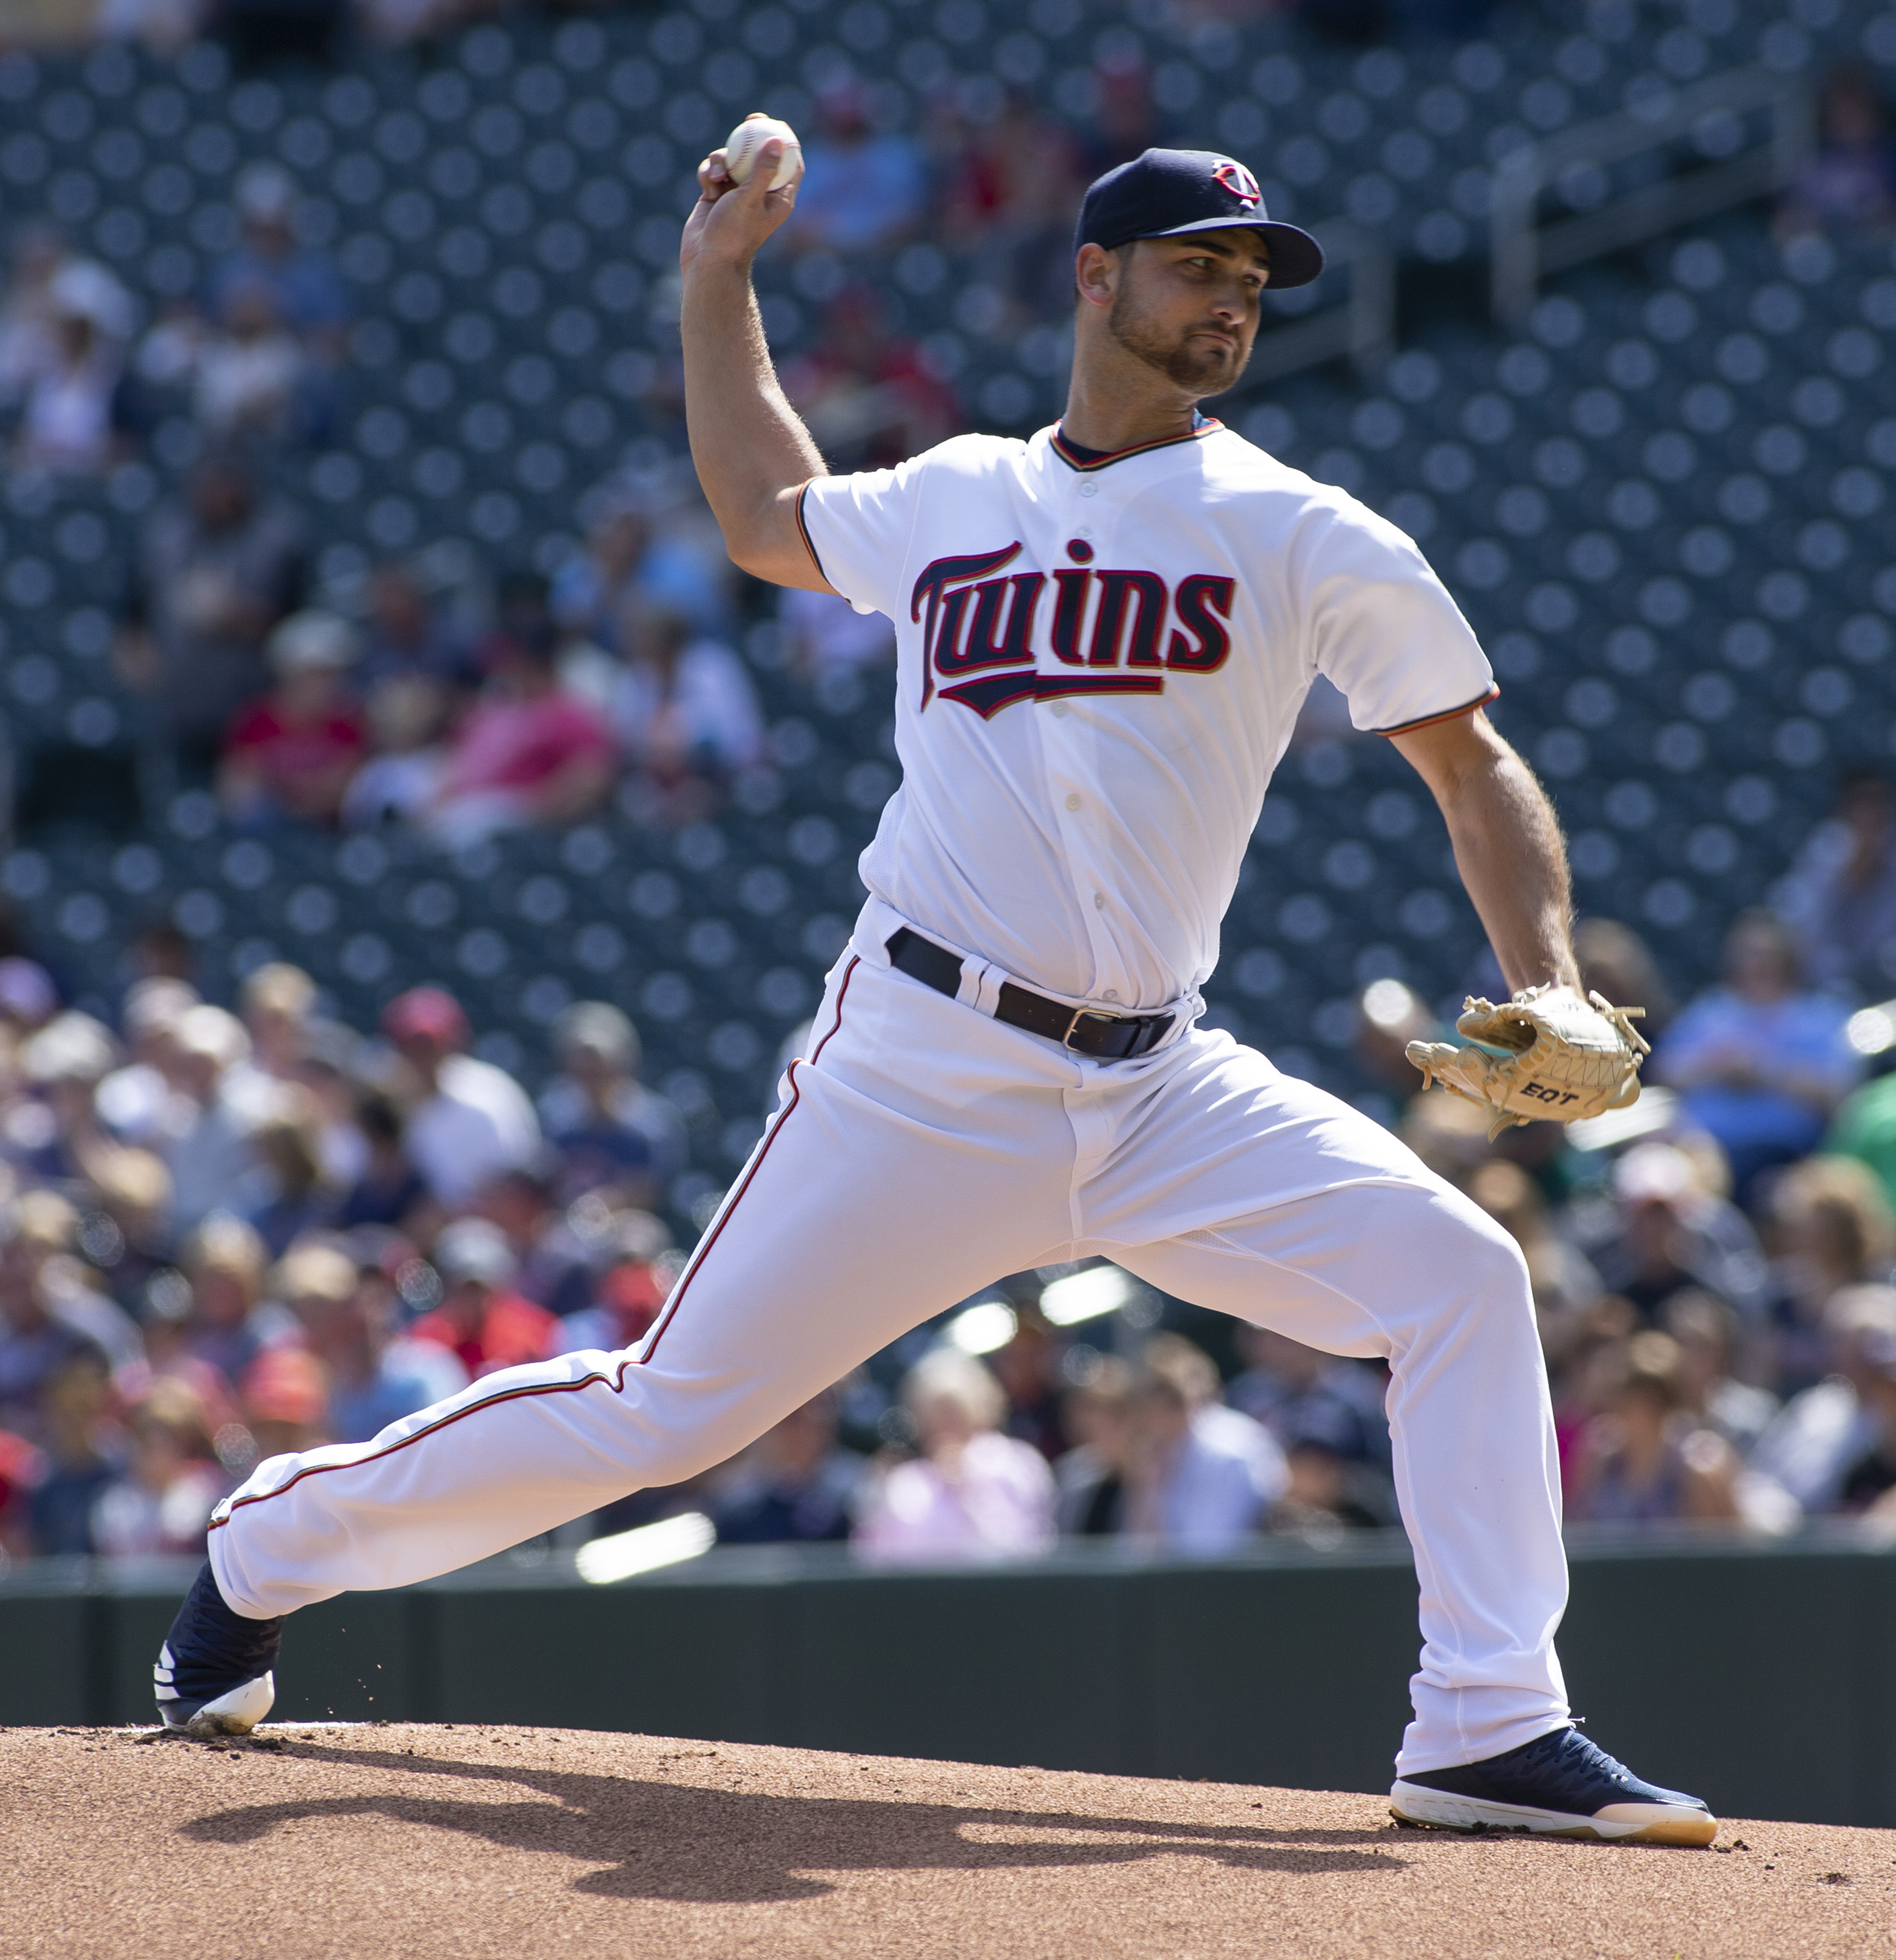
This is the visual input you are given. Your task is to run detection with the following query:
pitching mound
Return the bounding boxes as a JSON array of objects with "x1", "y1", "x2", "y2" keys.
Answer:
[{"x1": 3, "y1": 1725, "x2": 1891, "y2": 1959}]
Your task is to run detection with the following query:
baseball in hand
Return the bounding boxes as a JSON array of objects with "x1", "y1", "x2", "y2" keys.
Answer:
[{"x1": 723, "y1": 113, "x2": 802, "y2": 190}]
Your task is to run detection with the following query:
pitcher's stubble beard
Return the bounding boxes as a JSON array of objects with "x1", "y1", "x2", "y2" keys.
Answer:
[{"x1": 1106, "y1": 280, "x2": 1252, "y2": 395}]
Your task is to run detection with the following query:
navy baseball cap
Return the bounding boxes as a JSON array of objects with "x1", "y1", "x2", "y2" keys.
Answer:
[{"x1": 1075, "y1": 148, "x2": 1325, "y2": 290}]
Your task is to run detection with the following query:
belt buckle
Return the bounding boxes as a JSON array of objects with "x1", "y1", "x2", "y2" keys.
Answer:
[{"x1": 1062, "y1": 1007, "x2": 1118, "y2": 1052}]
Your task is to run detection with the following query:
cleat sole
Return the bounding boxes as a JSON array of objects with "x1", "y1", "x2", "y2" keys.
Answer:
[{"x1": 1389, "y1": 1780, "x2": 1716, "y2": 1848}]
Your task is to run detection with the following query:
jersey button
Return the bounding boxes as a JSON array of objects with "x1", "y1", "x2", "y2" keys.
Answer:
[
  {"x1": 1050, "y1": 702, "x2": 1069, "y2": 717},
  {"x1": 1077, "y1": 481, "x2": 1100, "y2": 498},
  {"x1": 1065, "y1": 793, "x2": 1082, "y2": 810},
  {"x1": 1093, "y1": 892, "x2": 1105, "y2": 909}
]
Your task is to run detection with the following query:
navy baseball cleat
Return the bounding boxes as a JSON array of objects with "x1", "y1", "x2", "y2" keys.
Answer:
[
  {"x1": 153, "y1": 1560, "x2": 284, "y2": 1737},
  {"x1": 1390, "y1": 1726, "x2": 1717, "y2": 1846}
]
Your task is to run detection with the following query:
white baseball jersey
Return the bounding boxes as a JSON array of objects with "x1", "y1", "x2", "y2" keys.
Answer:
[{"x1": 798, "y1": 419, "x2": 1497, "y2": 1016}]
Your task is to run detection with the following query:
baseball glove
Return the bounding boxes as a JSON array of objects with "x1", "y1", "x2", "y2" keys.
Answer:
[{"x1": 1405, "y1": 985, "x2": 1650, "y2": 1138}]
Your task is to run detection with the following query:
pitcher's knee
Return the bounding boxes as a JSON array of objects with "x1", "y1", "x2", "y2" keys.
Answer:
[{"x1": 1429, "y1": 1188, "x2": 1537, "y2": 1324}]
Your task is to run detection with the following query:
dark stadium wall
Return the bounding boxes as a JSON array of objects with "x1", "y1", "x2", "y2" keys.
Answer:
[{"x1": 7, "y1": 1535, "x2": 1895, "y2": 1828}]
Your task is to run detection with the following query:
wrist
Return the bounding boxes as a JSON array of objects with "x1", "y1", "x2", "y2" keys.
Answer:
[{"x1": 680, "y1": 248, "x2": 758, "y2": 288}]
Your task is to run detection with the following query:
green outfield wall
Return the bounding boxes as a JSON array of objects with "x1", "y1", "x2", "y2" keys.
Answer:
[{"x1": 5, "y1": 1529, "x2": 1893, "y2": 1827}]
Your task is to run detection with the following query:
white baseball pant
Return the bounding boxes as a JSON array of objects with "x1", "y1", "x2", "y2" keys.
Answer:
[{"x1": 209, "y1": 939, "x2": 1571, "y2": 1774}]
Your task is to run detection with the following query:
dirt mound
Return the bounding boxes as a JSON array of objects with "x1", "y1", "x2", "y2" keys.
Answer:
[{"x1": 2, "y1": 1725, "x2": 1890, "y2": 1958}]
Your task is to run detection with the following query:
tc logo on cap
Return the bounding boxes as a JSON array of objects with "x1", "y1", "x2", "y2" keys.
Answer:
[{"x1": 1211, "y1": 158, "x2": 1261, "y2": 205}]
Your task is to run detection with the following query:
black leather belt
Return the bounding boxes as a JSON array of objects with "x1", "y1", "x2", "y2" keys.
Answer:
[{"x1": 886, "y1": 928, "x2": 1175, "y2": 1062}]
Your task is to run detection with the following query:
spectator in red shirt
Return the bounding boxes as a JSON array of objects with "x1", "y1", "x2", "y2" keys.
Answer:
[
  {"x1": 219, "y1": 610, "x2": 368, "y2": 827},
  {"x1": 423, "y1": 576, "x2": 616, "y2": 848},
  {"x1": 408, "y1": 1217, "x2": 559, "y2": 1379}
]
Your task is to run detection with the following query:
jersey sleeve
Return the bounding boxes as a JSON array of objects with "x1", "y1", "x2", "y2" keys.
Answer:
[
  {"x1": 797, "y1": 457, "x2": 925, "y2": 620},
  {"x1": 1299, "y1": 498, "x2": 1497, "y2": 736}
]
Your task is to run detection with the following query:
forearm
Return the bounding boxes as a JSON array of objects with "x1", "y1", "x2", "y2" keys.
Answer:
[
  {"x1": 675, "y1": 129, "x2": 834, "y2": 588},
  {"x1": 1437, "y1": 746, "x2": 1578, "y2": 996},
  {"x1": 679, "y1": 261, "x2": 825, "y2": 572}
]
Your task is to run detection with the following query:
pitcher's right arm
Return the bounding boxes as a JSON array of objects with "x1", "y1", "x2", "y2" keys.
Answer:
[{"x1": 678, "y1": 133, "x2": 836, "y2": 592}]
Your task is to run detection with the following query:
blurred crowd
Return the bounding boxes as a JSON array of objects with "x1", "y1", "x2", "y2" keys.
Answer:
[
  {"x1": 4, "y1": 14, "x2": 1896, "y2": 1573},
  {"x1": 8, "y1": 753, "x2": 1896, "y2": 1569},
  {"x1": 0, "y1": 952, "x2": 701, "y2": 1561}
]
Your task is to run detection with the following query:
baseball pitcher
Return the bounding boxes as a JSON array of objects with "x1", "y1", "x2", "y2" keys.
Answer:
[{"x1": 153, "y1": 131, "x2": 1709, "y2": 1847}]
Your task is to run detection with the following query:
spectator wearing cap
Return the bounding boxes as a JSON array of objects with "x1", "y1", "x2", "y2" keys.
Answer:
[
  {"x1": 0, "y1": 228, "x2": 106, "y2": 402},
  {"x1": 273, "y1": 1240, "x2": 466, "y2": 1446},
  {"x1": 12, "y1": 259, "x2": 138, "y2": 476},
  {"x1": 97, "y1": 976, "x2": 199, "y2": 1149},
  {"x1": 210, "y1": 167, "x2": 350, "y2": 364},
  {"x1": 1120, "y1": 1334, "x2": 1286, "y2": 1556},
  {"x1": 238, "y1": 1345, "x2": 331, "y2": 1460},
  {"x1": 161, "y1": 1005, "x2": 282, "y2": 1239},
  {"x1": 382, "y1": 988, "x2": 542, "y2": 1212},
  {"x1": 7, "y1": 1011, "x2": 122, "y2": 1188},
  {"x1": 408, "y1": 1217, "x2": 560, "y2": 1379},
  {"x1": 1658, "y1": 910, "x2": 1860, "y2": 1203},
  {"x1": 854, "y1": 1347, "x2": 1057, "y2": 1564},
  {"x1": 116, "y1": 453, "x2": 308, "y2": 785},
  {"x1": 710, "y1": 1387, "x2": 865, "y2": 1544},
  {"x1": 421, "y1": 579, "x2": 617, "y2": 847},
  {"x1": 220, "y1": 612, "x2": 368, "y2": 827},
  {"x1": 538, "y1": 1002, "x2": 684, "y2": 1211},
  {"x1": 1574, "y1": 1139, "x2": 1771, "y2": 1329}
]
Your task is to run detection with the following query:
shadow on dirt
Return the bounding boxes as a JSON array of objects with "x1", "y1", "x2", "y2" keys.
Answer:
[{"x1": 178, "y1": 1742, "x2": 1411, "y2": 1903}]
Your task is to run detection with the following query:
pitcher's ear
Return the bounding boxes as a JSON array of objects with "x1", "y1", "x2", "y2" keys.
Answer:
[{"x1": 1075, "y1": 241, "x2": 1120, "y2": 308}]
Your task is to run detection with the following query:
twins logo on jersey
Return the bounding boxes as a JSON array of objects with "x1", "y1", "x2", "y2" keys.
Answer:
[{"x1": 911, "y1": 543, "x2": 1235, "y2": 718}]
